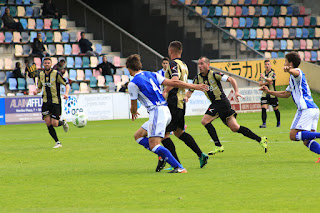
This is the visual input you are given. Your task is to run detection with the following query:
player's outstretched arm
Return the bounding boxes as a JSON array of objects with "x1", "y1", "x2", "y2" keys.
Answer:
[
  {"x1": 260, "y1": 86, "x2": 291, "y2": 98},
  {"x1": 284, "y1": 66, "x2": 300, "y2": 77},
  {"x1": 227, "y1": 77, "x2": 244, "y2": 99},
  {"x1": 184, "y1": 90, "x2": 193, "y2": 103},
  {"x1": 162, "y1": 79, "x2": 208, "y2": 92},
  {"x1": 64, "y1": 84, "x2": 70, "y2": 99}
]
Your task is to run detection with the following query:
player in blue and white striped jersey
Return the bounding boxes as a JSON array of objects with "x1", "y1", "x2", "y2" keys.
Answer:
[
  {"x1": 127, "y1": 54, "x2": 208, "y2": 173},
  {"x1": 261, "y1": 52, "x2": 320, "y2": 162}
]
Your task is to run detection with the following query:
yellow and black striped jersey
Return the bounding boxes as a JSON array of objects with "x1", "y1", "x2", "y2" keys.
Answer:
[
  {"x1": 190, "y1": 70, "x2": 229, "y2": 103},
  {"x1": 38, "y1": 69, "x2": 67, "y2": 104},
  {"x1": 165, "y1": 58, "x2": 188, "y2": 109},
  {"x1": 260, "y1": 69, "x2": 276, "y2": 98}
]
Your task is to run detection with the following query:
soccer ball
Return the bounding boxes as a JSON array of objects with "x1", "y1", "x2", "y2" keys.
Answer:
[{"x1": 72, "y1": 112, "x2": 88, "y2": 128}]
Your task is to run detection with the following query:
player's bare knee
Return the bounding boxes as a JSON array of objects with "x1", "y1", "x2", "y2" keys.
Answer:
[
  {"x1": 230, "y1": 126, "x2": 239, "y2": 132},
  {"x1": 289, "y1": 134, "x2": 297, "y2": 141},
  {"x1": 201, "y1": 120, "x2": 208, "y2": 126}
]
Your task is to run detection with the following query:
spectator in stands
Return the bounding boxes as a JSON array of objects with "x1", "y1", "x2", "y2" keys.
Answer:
[
  {"x1": 157, "y1": 57, "x2": 169, "y2": 77},
  {"x1": 96, "y1": 55, "x2": 117, "y2": 76},
  {"x1": 31, "y1": 32, "x2": 50, "y2": 58},
  {"x1": 2, "y1": 7, "x2": 24, "y2": 31},
  {"x1": 53, "y1": 59, "x2": 66, "y2": 75},
  {"x1": 24, "y1": 59, "x2": 38, "y2": 81},
  {"x1": 41, "y1": 0, "x2": 61, "y2": 19},
  {"x1": 78, "y1": 32, "x2": 100, "y2": 57},
  {"x1": 119, "y1": 81, "x2": 129, "y2": 93},
  {"x1": 12, "y1": 62, "x2": 25, "y2": 79}
]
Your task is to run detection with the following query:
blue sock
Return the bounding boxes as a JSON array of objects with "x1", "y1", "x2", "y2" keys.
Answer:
[
  {"x1": 307, "y1": 140, "x2": 320, "y2": 154},
  {"x1": 152, "y1": 145, "x2": 183, "y2": 169},
  {"x1": 136, "y1": 137, "x2": 150, "y2": 150},
  {"x1": 296, "y1": 131, "x2": 320, "y2": 141}
]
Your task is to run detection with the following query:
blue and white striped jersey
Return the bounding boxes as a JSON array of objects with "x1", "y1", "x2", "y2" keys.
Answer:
[
  {"x1": 128, "y1": 71, "x2": 167, "y2": 111},
  {"x1": 286, "y1": 68, "x2": 318, "y2": 110},
  {"x1": 157, "y1": 69, "x2": 166, "y2": 77}
]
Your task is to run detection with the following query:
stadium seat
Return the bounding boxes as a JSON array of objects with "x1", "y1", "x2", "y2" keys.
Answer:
[
  {"x1": 9, "y1": 6, "x2": 16, "y2": 16},
  {"x1": 308, "y1": 28, "x2": 315, "y2": 38},
  {"x1": 236, "y1": 29, "x2": 243, "y2": 39},
  {"x1": 299, "y1": 6, "x2": 306, "y2": 15},
  {"x1": 30, "y1": 31, "x2": 37, "y2": 42},
  {"x1": 253, "y1": 40, "x2": 260, "y2": 50},
  {"x1": 45, "y1": 31, "x2": 53, "y2": 43},
  {"x1": 231, "y1": 0, "x2": 238, "y2": 5},
  {"x1": 232, "y1": 18, "x2": 239, "y2": 28},
  {"x1": 84, "y1": 69, "x2": 92, "y2": 81},
  {"x1": 43, "y1": 18, "x2": 51, "y2": 29},
  {"x1": 304, "y1": 51, "x2": 311, "y2": 61},
  {"x1": 315, "y1": 28, "x2": 320, "y2": 38},
  {"x1": 278, "y1": 17, "x2": 285, "y2": 27},
  {"x1": 297, "y1": 17, "x2": 304, "y2": 27},
  {"x1": 283, "y1": 28, "x2": 289, "y2": 38},
  {"x1": 265, "y1": 17, "x2": 272, "y2": 27},
  {"x1": 296, "y1": 28, "x2": 302, "y2": 38},
  {"x1": 97, "y1": 75, "x2": 106, "y2": 87},
  {"x1": 260, "y1": 40, "x2": 267, "y2": 50},
  {"x1": 72, "y1": 44, "x2": 80, "y2": 55},
  {"x1": 105, "y1": 75, "x2": 113, "y2": 86},
  {"x1": 273, "y1": 40, "x2": 280, "y2": 50},
  {"x1": 284, "y1": 17, "x2": 291, "y2": 27},
  {"x1": 64, "y1": 44, "x2": 72, "y2": 55},
  {"x1": 318, "y1": 51, "x2": 320, "y2": 61},
  {"x1": 79, "y1": 82, "x2": 89, "y2": 93},
  {"x1": 267, "y1": 40, "x2": 274, "y2": 50},
  {"x1": 252, "y1": 17, "x2": 259, "y2": 27},
  {"x1": 261, "y1": 6, "x2": 267, "y2": 16},
  {"x1": 304, "y1": 17, "x2": 310, "y2": 27},
  {"x1": 292, "y1": 5, "x2": 299, "y2": 16},
  {"x1": 274, "y1": 6, "x2": 280, "y2": 16},
  {"x1": 113, "y1": 75, "x2": 121, "y2": 85},
  {"x1": 95, "y1": 44, "x2": 102, "y2": 55},
  {"x1": 271, "y1": 52, "x2": 278, "y2": 58},
  {"x1": 289, "y1": 28, "x2": 296, "y2": 38},
  {"x1": 267, "y1": 6, "x2": 274, "y2": 16},
  {"x1": 248, "y1": 6, "x2": 255, "y2": 15},
  {"x1": 242, "y1": 6, "x2": 248, "y2": 16},
  {"x1": 287, "y1": 39, "x2": 293, "y2": 50},
  {"x1": 82, "y1": 57, "x2": 90, "y2": 68},
  {"x1": 0, "y1": 85, "x2": 5, "y2": 96},
  {"x1": 286, "y1": 6, "x2": 293, "y2": 16},
  {"x1": 310, "y1": 17, "x2": 317, "y2": 26},
  {"x1": 302, "y1": 28, "x2": 309, "y2": 38},
  {"x1": 263, "y1": 28, "x2": 269, "y2": 39},
  {"x1": 280, "y1": 40, "x2": 287, "y2": 50},
  {"x1": 280, "y1": 6, "x2": 286, "y2": 16},
  {"x1": 271, "y1": 17, "x2": 278, "y2": 27},
  {"x1": 9, "y1": 78, "x2": 17, "y2": 91},
  {"x1": 20, "y1": 32, "x2": 28, "y2": 43},
  {"x1": 0, "y1": 72, "x2": 5, "y2": 84},
  {"x1": 0, "y1": 32, "x2": 4, "y2": 43},
  {"x1": 243, "y1": 29, "x2": 249, "y2": 39},
  {"x1": 69, "y1": 32, "x2": 77, "y2": 42},
  {"x1": 89, "y1": 76, "x2": 97, "y2": 88},
  {"x1": 108, "y1": 82, "x2": 116, "y2": 92},
  {"x1": 15, "y1": 44, "x2": 23, "y2": 56},
  {"x1": 215, "y1": 6, "x2": 222, "y2": 16},
  {"x1": 4, "y1": 58, "x2": 12, "y2": 69},
  {"x1": 71, "y1": 82, "x2": 80, "y2": 93},
  {"x1": 27, "y1": 18, "x2": 35, "y2": 29},
  {"x1": 48, "y1": 44, "x2": 56, "y2": 55},
  {"x1": 13, "y1": 32, "x2": 21, "y2": 43},
  {"x1": 228, "y1": 6, "x2": 235, "y2": 16},
  {"x1": 235, "y1": 6, "x2": 241, "y2": 16},
  {"x1": 311, "y1": 51, "x2": 317, "y2": 61},
  {"x1": 76, "y1": 69, "x2": 84, "y2": 81},
  {"x1": 25, "y1": 6, "x2": 33, "y2": 16},
  {"x1": 299, "y1": 39, "x2": 306, "y2": 49},
  {"x1": 68, "y1": 69, "x2": 77, "y2": 81},
  {"x1": 74, "y1": 56, "x2": 82, "y2": 68},
  {"x1": 26, "y1": 78, "x2": 34, "y2": 87},
  {"x1": 291, "y1": 17, "x2": 297, "y2": 27},
  {"x1": 276, "y1": 28, "x2": 283, "y2": 38},
  {"x1": 306, "y1": 39, "x2": 313, "y2": 50},
  {"x1": 66, "y1": 57, "x2": 74, "y2": 68},
  {"x1": 256, "y1": 28, "x2": 263, "y2": 39},
  {"x1": 53, "y1": 32, "x2": 62, "y2": 42},
  {"x1": 249, "y1": 29, "x2": 256, "y2": 39},
  {"x1": 17, "y1": 6, "x2": 25, "y2": 16},
  {"x1": 51, "y1": 19, "x2": 59, "y2": 29},
  {"x1": 225, "y1": 18, "x2": 232, "y2": 28},
  {"x1": 278, "y1": 52, "x2": 284, "y2": 58},
  {"x1": 4, "y1": 32, "x2": 12, "y2": 43},
  {"x1": 28, "y1": 84, "x2": 36, "y2": 96},
  {"x1": 312, "y1": 39, "x2": 319, "y2": 49},
  {"x1": 62, "y1": 32, "x2": 69, "y2": 42},
  {"x1": 202, "y1": 6, "x2": 209, "y2": 17},
  {"x1": 6, "y1": 71, "x2": 14, "y2": 82},
  {"x1": 246, "y1": 17, "x2": 252, "y2": 27},
  {"x1": 33, "y1": 7, "x2": 40, "y2": 17},
  {"x1": 34, "y1": 57, "x2": 41, "y2": 69},
  {"x1": 36, "y1": 18, "x2": 43, "y2": 29},
  {"x1": 22, "y1": 44, "x2": 30, "y2": 56},
  {"x1": 221, "y1": 7, "x2": 228, "y2": 16},
  {"x1": 56, "y1": 44, "x2": 63, "y2": 55},
  {"x1": 19, "y1": 18, "x2": 27, "y2": 30},
  {"x1": 17, "y1": 78, "x2": 26, "y2": 90}
]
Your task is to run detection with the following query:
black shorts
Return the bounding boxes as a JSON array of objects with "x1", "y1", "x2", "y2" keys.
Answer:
[
  {"x1": 166, "y1": 105, "x2": 185, "y2": 132},
  {"x1": 205, "y1": 100, "x2": 237, "y2": 125},
  {"x1": 261, "y1": 95, "x2": 279, "y2": 107},
  {"x1": 42, "y1": 102, "x2": 61, "y2": 120}
]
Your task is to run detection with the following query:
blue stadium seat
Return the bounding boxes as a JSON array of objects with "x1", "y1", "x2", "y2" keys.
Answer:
[
  {"x1": 46, "y1": 31, "x2": 53, "y2": 43},
  {"x1": 278, "y1": 52, "x2": 284, "y2": 58},
  {"x1": 25, "y1": 6, "x2": 33, "y2": 16},
  {"x1": 69, "y1": 32, "x2": 77, "y2": 42},
  {"x1": 244, "y1": 0, "x2": 251, "y2": 5},
  {"x1": 276, "y1": 28, "x2": 283, "y2": 38},
  {"x1": 271, "y1": 52, "x2": 278, "y2": 58},
  {"x1": 296, "y1": 28, "x2": 302, "y2": 38},
  {"x1": 95, "y1": 44, "x2": 102, "y2": 55},
  {"x1": 239, "y1": 17, "x2": 246, "y2": 27},
  {"x1": 75, "y1": 57, "x2": 82, "y2": 68},
  {"x1": 268, "y1": 6, "x2": 275, "y2": 16},
  {"x1": 286, "y1": 6, "x2": 293, "y2": 15},
  {"x1": 297, "y1": 17, "x2": 304, "y2": 27},
  {"x1": 16, "y1": 0, "x2": 23, "y2": 4},
  {"x1": 41, "y1": 32, "x2": 45, "y2": 41},
  {"x1": 36, "y1": 19, "x2": 43, "y2": 29},
  {"x1": 261, "y1": 6, "x2": 268, "y2": 16},
  {"x1": 289, "y1": 28, "x2": 296, "y2": 38},
  {"x1": 64, "y1": 44, "x2": 72, "y2": 55},
  {"x1": 85, "y1": 69, "x2": 92, "y2": 80},
  {"x1": 124, "y1": 68, "x2": 130, "y2": 76},
  {"x1": 313, "y1": 39, "x2": 319, "y2": 49},
  {"x1": 20, "y1": 18, "x2": 27, "y2": 29},
  {"x1": 105, "y1": 75, "x2": 113, "y2": 86},
  {"x1": 6, "y1": 72, "x2": 14, "y2": 83},
  {"x1": 48, "y1": 44, "x2": 55, "y2": 55},
  {"x1": 21, "y1": 32, "x2": 29, "y2": 43},
  {"x1": 205, "y1": 18, "x2": 213, "y2": 29},
  {"x1": 90, "y1": 76, "x2": 97, "y2": 88},
  {"x1": 232, "y1": 0, "x2": 238, "y2": 4},
  {"x1": 280, "y1": 40, "x2": 287, "y2": 50},
  {"x1": 254, "y1": 6, "x2": 261, "y2": 16},
  {"x1": 9, "y1": 78, "x2": 17, "y2": 91},
  {"x1": 292, "y1": 5, "x2": 299, "y2": 16},
  {"x1": 247, "y1": 40, "x2": 254, "y2": 49},
  {"x1": 33, "y1": 7, "x2": 40, "y2": 18},
  {"x1": 30, "y1": 31, "x2": 37, "y2": 41},
  {"x1": 242, "y1": 6, "x2": 248, "y2": 16},
  {"x1": 215, "y1": 6, "x2": 222, "y2": 16},
  {"x1": 302, "y1": 28, "x2": 309, "y2": 38},
  {"x1": 69, "y1": 69, "x2": 77, "y2": 81},
  {"x1": 246, "y1": 17, "x2": 252, "y2": 28},
  {"x1": 0, "y1": 85, "x2": 5, "y2": 96},
  {"x1": 17, "y1": 78, "x2": 26, "y2": 90},
  {"x1": 4, "y1": 32, "x2": 12, "y2": 43},
  {"x1": 277, "y1": 0, "x2": 283, "y2": 4},
  {"x1": 66, "y1": 57, "x2": 74, "y2": 68},
  {"x1": 236, "y1": 29, "x2": 243, "y2": 39},
  {"x1": 24, "y1": 0, "x2": 31, "y2": 4},
  {"x1": 61, "y1": 32, "x2": 69, "y2": 42},
  {"x1": 198, "y1": 0, "x2": 206, "y2": 5},
  {"x1": 311, "y1": 51, "x2": 317, "y2": 61},
  {"x1": 285, "y1": 17, "x2": 291, "y2": 27},
  {"x1": 202, "y1": 6, "x2": 209, "y2": 17},
  {"x1": 23, "y1": 44, "x2": 31, "y2": 55},
  {"x1": 249, "y1": 29, "x2": 256, "y2": 39},
  {"x1": 82, "y1": 57, "x2": 90, "y2": 68}
]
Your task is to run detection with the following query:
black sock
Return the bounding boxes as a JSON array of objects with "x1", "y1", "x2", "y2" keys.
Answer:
[
  {"x1": 179, "y1": 132, "x2": 203, "y2": 157},
  {"x1": 274, "y1": 109, "x2": 280, "y2": 124},
  {"x1": 58, "y1": 120, "x2": 64, "y2": 126},
  {"x1": 237, "y1": 126, "x2": 261, "y2": 142},
  {"x1": 47, "y1": 125, "x2": 59, "y2": 142},
  {"x1": 204, "y1": 123, "x2": 222, "y2": 146},
  {"x1": 262, "y1": 108, "x2": 267, "y2": 124},
  {"x1": 162, "y1": 138, "x2": 180, "y2": 163}
]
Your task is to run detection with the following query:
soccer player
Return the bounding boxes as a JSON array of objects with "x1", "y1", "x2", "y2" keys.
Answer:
[
  {"x1": 127, "y1": 54, "x2": 208, "y2": 173},
  {"x1": 33, "y1": 57, "x2": 70, "y2": 148},
  {"x1": 260, "y1": 52, "x2": 320, "y2": 162},
  {"x1": 259, "y1": 59, "x2": 281, "y2": 128},
  {"x1": 184, "y1": 56, "x2": 268, "y2": 155},
  {"x1": 160, "y1": 41, "x2": 209, "y2": 171},
  {"x1": 157, "y1": 57, "x2": 169, "y2": 77}
]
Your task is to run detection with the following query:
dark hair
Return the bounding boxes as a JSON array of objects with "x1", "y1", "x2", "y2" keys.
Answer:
[
  {"x1": 43, "y1": 57, "x2": 52, "y2": 62},
  {"x1": 264, "y1": 59, "x2": 270, "y2": 63},
  {"x1": 126, "y1": 54, "x2": 142, "y2": 71},
  {"x1": 24, "y1": 59, "x2": 29, "y2": 64},
  {"x1": 285, "y1": 52, "x2": 301, "y2": 68},
  {"x1": 169, "y1": 41, "x2": 183, "y2": 53},
  {"x1": 199, "y1": 56, "x2": 210, "y2": 64},
  {"x1": 81, "y1": 32, "x2": 85, "y2": 36},
  {"x1": 162, "y1": 57, "x2": 169, "y2": 62},
  {"x1": 15, "y1": 62, "x2": 20, "y2": 68},
  {"x1": 59, "y1": 59, "x2": 65, "y2": 63}
]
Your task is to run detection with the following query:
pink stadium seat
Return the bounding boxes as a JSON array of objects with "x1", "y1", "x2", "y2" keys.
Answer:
[
  {"x1": 113, "y1": 75, "x2": 121, "y2": 85},
  {"x1": 34, "y1": 57, "x2": 41, "y2": 69},
  {"x1": 251, "y1": 0, "x2": 257, "y2": 4},
  {"x1": 304, "y1": 51, "x2": 311, "y2": 61},
  {"x1": 270, "y1": 28, "x2": 276, "y2": 38},
  {"x1": 235, "y1": 6, "x2": 242, "y2": 16},
  {"x1": 93, "y1": 69, "x2": 101, "y2": 77},
  {"x1": 228, "y1": 6, "x2": 235, "y2": 16},
  {"x1": 272, "y1": 17, "x2": 278, "y2": 27},
  {"x1": 304, "y1": 17, "x2": 310, "y2": 27},
  {"x1": 44, "y1": 19, "x2": 51, "y2": 29},
  {"x1": 259, "y1": 17, "x2": 266, "y2": 27},
  {"x1": 27, "y1": 18, "x2": 35, "y2": 29},
  {"x1": 232, "y1": 18, "x2": 239, "y2": 28},
  {"x1": 260, "y1": 40, "x2": 267, "y2": 50},
  {"x1": 72, "y1": 44, "x2": 80, "y2": 55},
  {"x1": 0, "y1": 32, "x2": 4, "y2": 43},
  {"x1": 4, "y1": 58, "x2": 12, "y2": 69},
  {"x1": 300, "y1": 39, "x2": 306, "y2": 49},
  {"x1": 263, "y1": 29, "x2": 270, "y2": 39},
  {"x1": 51, "y1": 57, "x2": 58, "y2": 66},
  {"x1": 97, "y1": 75, "x2": 106, "y2": 87},
  {"x1": 56, "y1": 44, "x2": 63, "y2": 55},
  {"x1": 317, "y1": 51, "x2": 320, "y2": 61},
  {"x1": 299, "y1": 6, "x2": 305, "y2": 15},
  {"x1": 13, "y1": 32, "x2": 21, "y2": 43},
  {"x1": 113, "y1": 56, "x2": 121, "y2": 67}
]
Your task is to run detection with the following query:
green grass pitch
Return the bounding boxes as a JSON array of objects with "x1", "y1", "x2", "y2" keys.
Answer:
[{"x1": 1, "y1": 92, "x2": 320, "y2": 212}]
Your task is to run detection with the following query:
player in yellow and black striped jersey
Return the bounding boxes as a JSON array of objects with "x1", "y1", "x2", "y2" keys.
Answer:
[
  {"x1": 185, "y1": 56, "x2": 268, "y2": 154},
  {"x1": 258, "y1": 59, "x2": 281, "y2": 128},
  {"x1": 158, "y1": 41, "x2": 208, "y2": 171},
  {"x1": 34, "y1": 57, "x2": 70, "y2": 148}
]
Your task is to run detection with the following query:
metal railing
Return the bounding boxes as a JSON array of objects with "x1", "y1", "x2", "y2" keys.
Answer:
[{"x1": 61, "y1": 0, "x2": 164, "y2": 71}]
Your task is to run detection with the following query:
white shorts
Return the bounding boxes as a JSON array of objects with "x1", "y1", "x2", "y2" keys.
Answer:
[
  {"x1": 141, "y1": 105, "x2": 171, "y2": 138},
  {"x1": 290, "y1": 108, "x2": 319, "y2": 131}
]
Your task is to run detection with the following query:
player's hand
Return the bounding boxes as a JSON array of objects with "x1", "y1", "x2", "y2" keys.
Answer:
[
  {"x1": 196, "y1": 84, "x2": 209, "y2": 92},
  {"x1": 162, "y1": 91, "x2": 167, "y2": 99},
  {"x1": 63, "y1": 94, "x2": 68, "y2": 99},
  {"x1": 235, "y1": 92, "x2": 244, "y2": 100},
  {"x1": 259, "y1": 85, "x2": 269, "y2": 93},
  {"x1": 183, "y1": 96, "x2": 189, "y2": 103},
  {"x1": 260, "y1": 73, "x2": 265, "y2": 78},
  {"x1": 283, "y1": 66, "x2": 291, "y2": 72},
  {"x1": 33, "y1": 90, "x2": 37, "y2": 95},
  {"x1": 131, "y1": 112, "x2": 140, "y2": 121}
]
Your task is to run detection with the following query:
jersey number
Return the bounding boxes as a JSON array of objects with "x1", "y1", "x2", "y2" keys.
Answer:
[{"x1": 150, "y1": 78, "x2": 161, "y2": 93}]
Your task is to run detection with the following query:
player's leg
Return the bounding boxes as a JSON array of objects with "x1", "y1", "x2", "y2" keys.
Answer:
[
  {"x1": 202, "y1": 105, "x2": 224, "y2": 155},
  {"x1": 42, "y1": 103, "x2": 61, "y2": 147},
  {"x1": 134, "y1": 122, "x2": 149, "y2": 150},
  {"x1": 271, "y1": 97, "x2": 280, "y2": 127},
  {"x1": 260, "y1": 100, "x2": 268, "y2": 128},
  {"x1": 227, "y1": 115, "x2": 267, "y2": 152},
  {"x1": 50, "y1": 104, "x2": 69, "y2": 132}
]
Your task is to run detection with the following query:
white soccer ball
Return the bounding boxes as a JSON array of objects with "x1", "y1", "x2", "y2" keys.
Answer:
[{"x1": 72, "y1": 112, "x2": 88, "y2": 128}]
